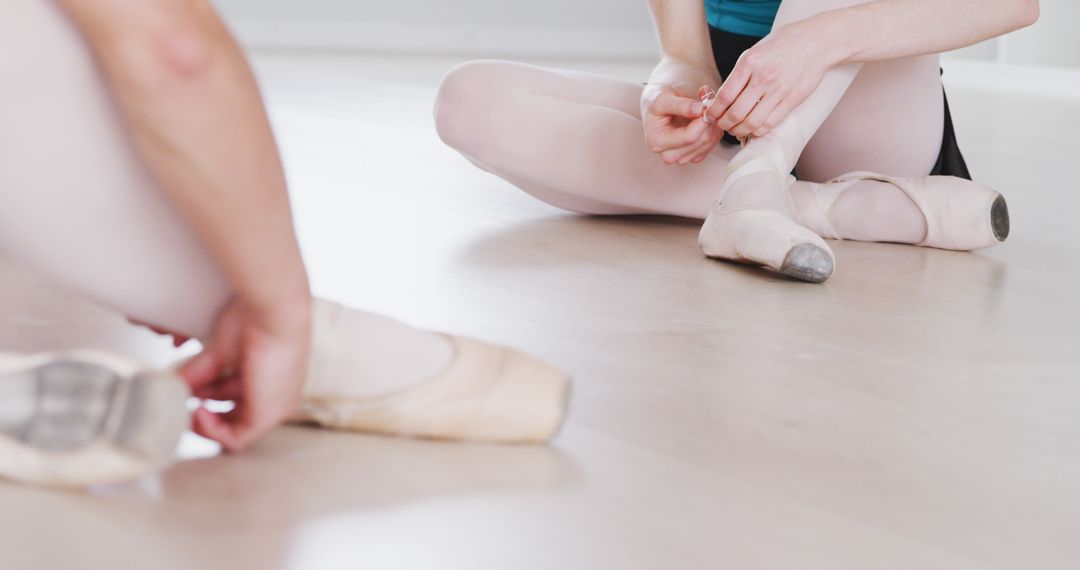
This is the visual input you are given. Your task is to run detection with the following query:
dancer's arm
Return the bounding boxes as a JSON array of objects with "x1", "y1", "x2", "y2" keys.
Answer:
[
  {"x1": 827, "y1": 0, "x2": 1039, "y2": 63},
  {"x1": 57, "y1": 0, "x2": 311, "y2": 451},
  {"x1": 708, "y1": 0, "x2": 1040, "y2": 138},
  {"x1": 642, "y1": 0, "x2": 724, "y2": 165}
]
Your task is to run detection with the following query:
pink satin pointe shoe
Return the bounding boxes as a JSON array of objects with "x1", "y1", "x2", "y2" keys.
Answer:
[
  {"x1": 791, "y1": 172, "x2": 1010, "y2": 250},
  {"x1": 699, "y1": 153, "x2": 836, "y2": 283},
  {"x1": 291, "y1": 300, "x2": 571, "y2": 444},
  {"x1": 0, "y1": 351, "x2": 189, "y2": 488}
]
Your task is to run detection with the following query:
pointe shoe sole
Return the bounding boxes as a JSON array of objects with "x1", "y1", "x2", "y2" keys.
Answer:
[{"x1": 0, "y1": 352, "x2": 189, "y2": 488}]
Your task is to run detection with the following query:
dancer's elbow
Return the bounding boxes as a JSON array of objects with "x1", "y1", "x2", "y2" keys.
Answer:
[
  {"x1": 1011, "y1": 0, "x2": 1040, "y2": 29},
  {"x1": 76, "y1": 1, "x2": 231, "y2": 97}
]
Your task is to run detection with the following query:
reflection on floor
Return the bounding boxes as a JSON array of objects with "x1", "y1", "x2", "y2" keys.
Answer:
[{"x1": 0, "y1": 54, "x2": 1078, "y2": 569}]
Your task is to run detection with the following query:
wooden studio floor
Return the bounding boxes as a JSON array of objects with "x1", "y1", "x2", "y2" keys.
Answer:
[{"x1": 0, "y1": 53, "x2": 1078, "y2": 569}]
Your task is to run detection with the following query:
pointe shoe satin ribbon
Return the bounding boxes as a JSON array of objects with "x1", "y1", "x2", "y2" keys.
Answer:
[{"x1": 699, "y1": 146, "x2": 837, "y2": 284}]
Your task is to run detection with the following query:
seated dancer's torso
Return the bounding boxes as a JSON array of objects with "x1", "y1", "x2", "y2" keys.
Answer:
[{"x1": 705, "y1": 0, "x2": 781, "y2": 37}]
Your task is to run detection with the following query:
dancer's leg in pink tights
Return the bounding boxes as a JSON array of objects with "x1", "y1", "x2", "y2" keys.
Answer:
[
  {"x1": 0, "y1": 0, "x2": 230, "y2": 339},
  {"x1": 716, "y1": 0, "x2": 938, "y2": 243},
  {"x1": 0, "y1": 0, "x2": 451, "y2": 396},
  {"x1": 436, "y1": 2, "x2": 952, "y2": 244},
  {"x1": 437, "y1": 62, "x2": 740, "y2": 219}
]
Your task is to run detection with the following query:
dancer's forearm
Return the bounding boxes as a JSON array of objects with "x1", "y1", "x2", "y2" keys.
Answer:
[
  {"x1": 647, "y1": 0, "x2": 716, "y2": 71},
  {"x1": 647, "y1": 57, "x2": 721, "y2": 99},
  {"x1": 809, "y1": 0, "x2": 1039, "y2": 66},
  {"x1": 57, "y1": 0, "x2": 310, "y2": 319}
]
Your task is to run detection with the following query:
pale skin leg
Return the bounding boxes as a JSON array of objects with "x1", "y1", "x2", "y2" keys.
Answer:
[
  {"x1": 0, "y1": 2, "x2": 452, "y2": 414},
  {"x1": 435, "y1": 5, "x2": 948, "y2": 243}
]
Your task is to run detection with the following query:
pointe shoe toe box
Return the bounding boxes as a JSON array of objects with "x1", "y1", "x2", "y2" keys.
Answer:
[
  {"x1": 700, "y1": 207, "x2": 836, "y2": 283},
  {"x1": 781, "y1": 243, "x2": 834, "y2": 284},
  {"x1": 298, "y1": 337, "x2": 570, "y2": 444}
]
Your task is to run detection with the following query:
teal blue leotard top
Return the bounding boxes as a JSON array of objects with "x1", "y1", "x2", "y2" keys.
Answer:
[{"x1": 705, "y1": 0, "x2": 782, "y2": 37}]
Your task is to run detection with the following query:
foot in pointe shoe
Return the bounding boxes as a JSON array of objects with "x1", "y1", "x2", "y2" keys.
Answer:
[
  {"x1": 699, "y1": 153, "x2": 836, "y2": 283},
  {"x1": 0, "y1": 351, "x2": 189, "y2": 488},
  {"x1": 290, "y1": 299, "x2": 571, "y2": 444},
  {"x1": 789, "y1": 171, "x2": 1010, "y2": 250}
]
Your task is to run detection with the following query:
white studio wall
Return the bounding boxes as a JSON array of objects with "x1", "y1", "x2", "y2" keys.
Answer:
[
  {"x1": 214, "y1": 0, "x2": 1080, "y2": 69},
  {"x1": 213, "y1": 0, "x2": 659, "y2": 59},
  {"x1": 1000, "y1": 0, "x2": 1080, "y2": 68}
]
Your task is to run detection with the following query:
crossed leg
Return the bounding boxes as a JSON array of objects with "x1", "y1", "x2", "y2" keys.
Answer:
[
  {"x1": 436, "y1": 62, "x2": 739, "y2": 219},
  {"x1": 0, "y1": 0, "x2": 456, "y2": 397},
  {"x1": 434, "y1": 1, "x2": 964, "y2": 251}
]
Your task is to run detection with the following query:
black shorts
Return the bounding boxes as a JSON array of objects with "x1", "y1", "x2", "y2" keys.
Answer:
[{"x1": 708, "y1": 26, "x2": 971, "y2": 180}]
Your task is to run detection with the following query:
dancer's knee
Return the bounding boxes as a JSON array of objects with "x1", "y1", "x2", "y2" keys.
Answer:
[{"x1": 434, "y1": 60, "x2": 514, "y2": 153}]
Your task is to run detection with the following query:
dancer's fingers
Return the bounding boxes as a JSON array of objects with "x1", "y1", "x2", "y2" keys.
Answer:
[
  {"x1": 651, "y1": 117, "x2": 709, "y2": 156},
  {"x1": 671, "y1": 122, "x2": 721, "y2": 165},
  {"x1": 676, "y1": 126, "x2": 720, "y2": 165},
  {"x1": 659, "y1": 147, "x2": 684, "y2": 165},
  {"x1": 188, "y1": 306, "x2": 244, "y2": 386},
  {"x1": 178, "y1": 310, "x2": 242, "y2": 390},
  {"x1": 193, "y1": 407, "x2": 248, "y2": 452},
  {"x1": 659, "y1": 120, "x2": 713, "y2": 164},
  {"x1": 730, "y1": 92, "x2": 780, "y2": 139},
  {"x1": 705, "y1": 66, "x2": 750, "y2": 123},
  {"x1": 179, "y1": 350, "x2": 225, "y2": 390},
  {"x1": 648, "y1": 90, "x2": 704, "y2": 120},
  {"x1": 193, "y1": 400, "x2": 272, "y2": 454},
  {"x1": 752, "y1": 98, "x2": 797, "y2": 139},
  {"x1": 689, "y1": 130, "x2": 723, "y2": 163},
  {"x1": 675, "y1": 140, "x2": 711, "y2": 165},
  {"x1": 193, "y1": 377, "x2": 243, "y2": 401},
  {"x1": 716, "y1": 82, "x2": 765, "y2": 133}
]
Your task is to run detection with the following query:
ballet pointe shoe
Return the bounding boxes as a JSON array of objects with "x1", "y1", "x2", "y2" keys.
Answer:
[
  {"x1": 698, "y1": 153, "x2": 836, "y2": 283},
  {"x1": 0, "y1": 351, "x2": 189, "y2": 488},
  {"x1": 292, "y1": 299, "x2": 571, "y2": 444},
  {"x1": 790, "y1": 172, "x2": 1010, "y2": 250},
  {"x1": 700, "y1": 207, "x2": 836, "y2": 283}
]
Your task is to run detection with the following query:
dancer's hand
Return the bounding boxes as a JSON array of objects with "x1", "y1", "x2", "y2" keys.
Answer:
[
  {"x1": 704, "y1": 21, "x2": 834, "y2": 140},
  {"x1": 641, "y1": 83, "x2": 723, "y2": 165},
  {"x1": 178, "y1": 297, "x2": 311, "y2": 452}
]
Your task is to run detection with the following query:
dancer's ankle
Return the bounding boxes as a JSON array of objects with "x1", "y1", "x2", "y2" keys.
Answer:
[{"x1": 828, "y1": 180, "x2": 928, "y2": 244}]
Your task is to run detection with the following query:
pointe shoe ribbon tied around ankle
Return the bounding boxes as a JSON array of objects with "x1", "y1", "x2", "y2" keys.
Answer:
[
  {"x1": 293, "y1": 300, "x2": 570, "y2": 444},
  {"x1": 790, "y1": 172, "x2": 1010, "y2": 251},
  {"x1": 699, "y1": 150, "x2": 837, "y2": 284}
]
